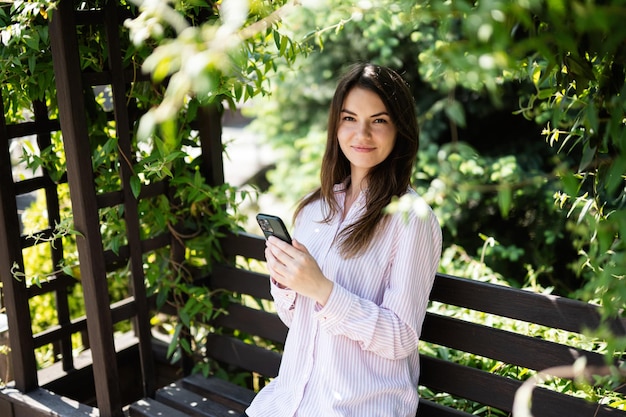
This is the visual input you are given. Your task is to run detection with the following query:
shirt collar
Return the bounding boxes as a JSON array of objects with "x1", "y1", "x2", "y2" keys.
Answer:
[{"x1": 333, "y1": 177, "x2": 351, "y2": 193}]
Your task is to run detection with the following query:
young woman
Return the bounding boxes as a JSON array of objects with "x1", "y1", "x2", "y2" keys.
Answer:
[{"x1": 244, "y1": 63, "x2": 442, "y2": 417}]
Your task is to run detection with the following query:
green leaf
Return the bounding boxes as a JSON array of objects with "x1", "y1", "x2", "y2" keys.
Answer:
[
  {"x1": 579, "y1": 142, "x2": 596, "y2": 172},
  {"x1": 233, "y1": 82, "x2": 243, "y2": 101},
  {"x1": 444, "y1": 100, "x2": 466, "y2": 128},
  {"x1": 110, "y1": 236, "x2": 121, "y2": 255},
  {"x1": 28, "y1": 55, "x2": 36, "y2": 74},
  {"x1": 497, "y1": 184, "x2": 512, "y2": 218},
  {"x1": 273, "y1": 29, "x2": 281, "y2": 50},
  {"x1": 537, "y1": 89, "x2": 553, "y2": 99},
  {"x1": 161, "y1": 165, "x2": 173, "y2": 178},
  {"x1": 180, "y1": 308, "x2": 190, "y2": 327},
  {"x1": 280, "y1": 35, "x2": 288, "y2": 56},
  {"x1": 604, "y1": 154, "x2": 626, "y2": 195},
  {"x1": 130, "y1": 175, "x2": 141, "y2": 199},
  {"x1": 164, "y1": 150, "x2": 185, "y2": 163},
  {"x1": 61, "y1": 264, "x2": 75, "y2": 278},
  {"x1": 596, "y1": 221, "x2": 615, "y2": 254},
  {"x1": 245, "y1": 83, "x2": 254, "y2": 100},
  {"x1": 156, "y1": 287, "x2": 169, "y2": 309},
  {"x1": 167, "y1": 323, "x2": 183, "y2": 358},
  {"x1": 560, "y1": 171, "x2": 581, "y2": 197},
  {"x1": 23, "y1": 32, "x2": 40, "y2": 51},
  {"x1": 179, "y1": 337, "x2": 191, "y2": 355}
]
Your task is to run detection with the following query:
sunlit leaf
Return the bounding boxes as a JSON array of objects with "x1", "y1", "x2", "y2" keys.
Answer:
[{"x1": 577, "y1": 198, "x2": 594, "y2": 224}]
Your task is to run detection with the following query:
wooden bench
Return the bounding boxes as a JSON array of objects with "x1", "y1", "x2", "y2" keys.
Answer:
[{"x1": 130, "y1": 232, "x2": 626, "y2": 417}]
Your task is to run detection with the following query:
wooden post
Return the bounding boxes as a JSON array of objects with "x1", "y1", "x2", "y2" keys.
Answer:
[
  {"x1": 197, "y1": 105, "x2": 225, "y2": 186},
  {"x1": 49, "y1": 1, "x2": 123, "y2": 416},
  {"x1": 0, "y1": 93, "x2": 38, "y2": 393},
  {"x1": 103, "y1": 0, "x2": 156, "y2": 398}
]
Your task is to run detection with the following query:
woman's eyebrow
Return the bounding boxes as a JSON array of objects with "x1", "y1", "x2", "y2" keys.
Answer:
[{"x1": 341, "y1": 109, "x2": 389, "y2": 117}]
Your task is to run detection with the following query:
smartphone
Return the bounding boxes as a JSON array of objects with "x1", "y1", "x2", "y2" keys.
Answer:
[{"x1": 256, "y1": 213, "x2": 292, "y2": 244}]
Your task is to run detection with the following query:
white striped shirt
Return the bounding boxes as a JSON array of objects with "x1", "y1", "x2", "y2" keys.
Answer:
[{"x1": 246, "y1": 185, "x2": 442, "y2": 417}]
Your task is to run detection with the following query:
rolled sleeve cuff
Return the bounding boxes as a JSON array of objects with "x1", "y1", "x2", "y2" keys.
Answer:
[
  {"x1": 314, "y1": 283, "x2": 353, "y2": 331},
  {"x1": 270, "y1": 278, "x2": 296, "y2": 307}
]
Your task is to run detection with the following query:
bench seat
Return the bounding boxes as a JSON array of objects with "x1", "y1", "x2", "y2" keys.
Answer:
[{"x1": 129, "y1": 373, "x2": 473, "y2": 417}]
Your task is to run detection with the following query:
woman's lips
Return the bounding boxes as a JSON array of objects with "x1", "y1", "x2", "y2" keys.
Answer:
[{"x1": 352, "y1": 146, "x2": 375, "y2": 152}]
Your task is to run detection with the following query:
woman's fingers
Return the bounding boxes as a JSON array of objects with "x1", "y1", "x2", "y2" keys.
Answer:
[
  {"x1": 267, "y1": 236, "x2": 296, "y2": 258},
  {"x1": 265, "y1": 246, "x2": 286, "y2": 277},
  {"x1": 266, "y1": 237, "x2": 302, "y2": 287},
  {"x1": 265, "y1": 236, "x2": 332, "y2": 305}
]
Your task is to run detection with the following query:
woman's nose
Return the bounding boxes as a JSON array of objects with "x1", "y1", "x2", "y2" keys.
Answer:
[{"x1": 356, "y1": 122, "x2": 371, "y2": 138}]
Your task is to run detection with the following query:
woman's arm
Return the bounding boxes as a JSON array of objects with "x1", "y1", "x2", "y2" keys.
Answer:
[{"x1": 314, "y1": 211, "x2": 442, "y2": 360}]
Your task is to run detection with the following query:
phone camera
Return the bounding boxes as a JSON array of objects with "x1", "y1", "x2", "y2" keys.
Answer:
[{"x1": 258, "y1": 218, "x2": 273, "y2": 232}]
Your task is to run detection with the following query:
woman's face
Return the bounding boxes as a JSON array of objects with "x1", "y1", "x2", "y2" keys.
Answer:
[{"x1": 337, "y1": 87, "x2": 397, "y2": 183}]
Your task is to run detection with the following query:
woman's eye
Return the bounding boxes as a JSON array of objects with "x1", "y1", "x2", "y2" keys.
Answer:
[
  {"x1": 373, "y1": 118, "x2": 388, "y2": 124},
  {"x1": 343, "y1": 116, "x2": 355, "y2": 121}
]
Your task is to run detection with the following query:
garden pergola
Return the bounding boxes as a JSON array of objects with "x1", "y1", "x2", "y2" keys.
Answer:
[{"x1": 0, "y1": 1, "x2": 223, "y2": 415}]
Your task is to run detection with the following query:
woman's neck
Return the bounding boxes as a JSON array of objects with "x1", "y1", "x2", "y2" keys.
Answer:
[
  {"x1": 349, "y1": 171, "x2": 367, "y2": 194},
  {"x1": 343, "y1": 177, "x2": 366, "y2": 218}
]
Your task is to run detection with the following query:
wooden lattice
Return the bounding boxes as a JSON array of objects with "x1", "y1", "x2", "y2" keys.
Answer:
[{"x1": 0, "y1": 1, "x2": 224, "y2": 416}]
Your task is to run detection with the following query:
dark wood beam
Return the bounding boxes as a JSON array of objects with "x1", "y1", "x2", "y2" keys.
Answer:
[
  {"x1": 197, "y1": 105, "x2": 225, "y2": 186},
  {"x1": 103, "y1": 0, "x2": 156, "y2": 398},
  {"x1": 0, "y1": 93, "x2": 39, "y2": 393},
  {"x1": 49, "y1": 1, "x2": 123, "y2": 416}
]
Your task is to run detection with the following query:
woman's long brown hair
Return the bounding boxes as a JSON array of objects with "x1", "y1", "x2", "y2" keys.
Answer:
[{"x1": 293, "y1": 63, "x2": 419, "y2": 258}]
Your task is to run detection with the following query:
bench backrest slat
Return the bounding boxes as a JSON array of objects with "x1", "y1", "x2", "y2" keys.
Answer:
[
  {"x1": 420, "y1": 355, "x2": 621, "y2": 417},
  {"x1": 212, "y1": 303, "x2": 287, "y2": 344},
  {"x1": 422, "y1": 313, "x2": 607, "y2": 369},
  {"x1": 205, "y1": 334, "x2": 281, "y2": 378},
  {"x1": 221, "y1": 232, "x2": 266, "y2": 260},
  {"x1": 211, "y1": 265, "x2": 272, "y2": 300},
  {"x1": 417, "y1": 399, "x2": 473, "y2": 417},
  {"x1": 431, "y1": 274, "x2": 626, "y2": 335}
]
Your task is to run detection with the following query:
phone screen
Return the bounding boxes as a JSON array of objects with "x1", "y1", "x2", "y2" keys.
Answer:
[{"x1": 256, "y1": 213, "x2": 292, "y2": 244}]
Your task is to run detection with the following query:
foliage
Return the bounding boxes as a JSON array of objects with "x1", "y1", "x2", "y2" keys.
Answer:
[
  {"x1": 125, "y1": 0, "x2": 578, "y2": 292},
  {"x1": 418, "y1": 0, "x2": 626, "y2": 321},
  {"x1": 245, "y1": 1, "x2": 626, "y2": 317},
  {"x1": 243, "y1": 2, "x2": 575, "y2": 294},
  {"x1": 3, "y1": 0, "x2": 625, "y2": 412},
  {"x1": 0, "y1": 0, "x2": 56, "y2": 113},
  {"x1": 124, "y1": 0, "x2": 307, "y2": 141},
  {"x1": 120, "y1": 0, "x2": 315, "y2": 373},
  {"x1": 0, "y1": 0, "x2": 297, "y2": 374},
  {"x1": 88, "y1": 0, "x2": 626, "y2": 403}
]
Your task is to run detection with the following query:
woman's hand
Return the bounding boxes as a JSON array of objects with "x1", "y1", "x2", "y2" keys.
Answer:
[{"x1": 265, "y1": 236, "x2": 333, "y2": 306}]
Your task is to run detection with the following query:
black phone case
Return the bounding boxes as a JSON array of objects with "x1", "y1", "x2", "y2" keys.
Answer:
[{"x1": 256, "y1": 213, "x2": 292, "y2": 244}]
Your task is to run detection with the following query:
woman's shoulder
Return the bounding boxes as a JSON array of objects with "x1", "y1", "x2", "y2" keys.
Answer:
[{"x1": 385, "y1": 189, "x2": 439, "y2": 231}]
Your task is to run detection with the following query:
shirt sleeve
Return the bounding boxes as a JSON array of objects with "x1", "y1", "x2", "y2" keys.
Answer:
[
  {"x1": 314, "y1": 211, "x2": 442, "y2": 360},
  {"x1": 270, "y1": 277, "x2": 297, "y2": 327}
]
